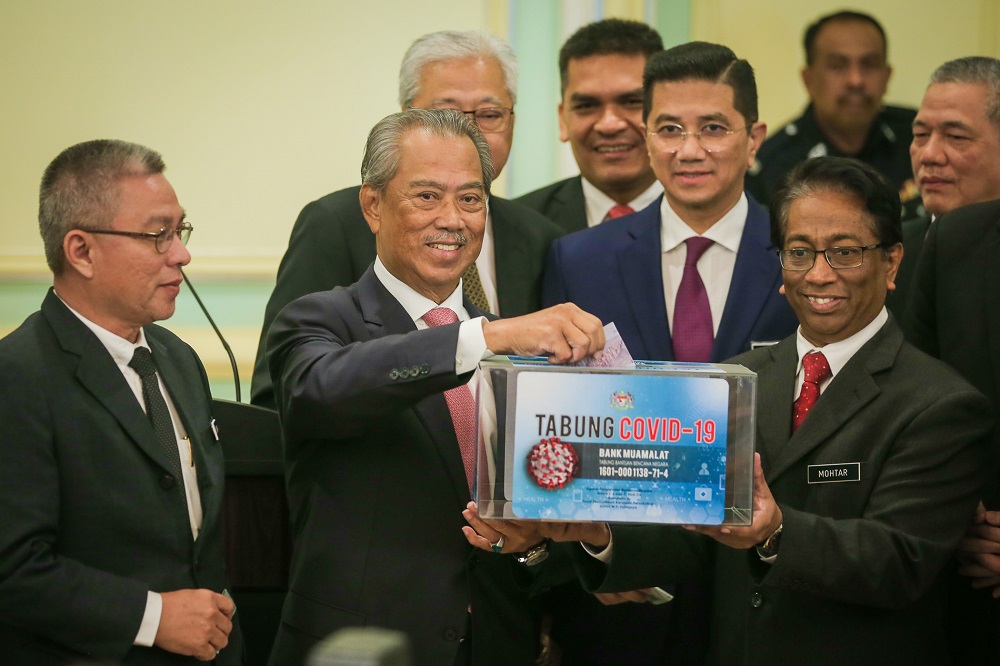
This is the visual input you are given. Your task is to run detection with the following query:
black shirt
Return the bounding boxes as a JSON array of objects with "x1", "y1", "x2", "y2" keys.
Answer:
[{"x1": 746, "y1": 103, "x2": 922, "y2": 217}]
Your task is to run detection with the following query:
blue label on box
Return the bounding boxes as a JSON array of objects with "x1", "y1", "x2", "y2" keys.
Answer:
[{"x1": 511, "y1": 372, "x2": 729, "y2": 524}]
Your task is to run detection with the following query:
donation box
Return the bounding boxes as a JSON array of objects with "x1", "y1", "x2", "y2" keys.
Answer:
[{"x1": 474, "y1": 357, "x2": 756, "y2": 526}]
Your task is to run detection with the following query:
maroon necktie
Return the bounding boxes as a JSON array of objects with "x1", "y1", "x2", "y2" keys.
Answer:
[
  {"x1": 672, "y1": 236, "x2": 715, "y2": 362},
  {"x1": 422, "y1": 307, "x2": 476, "y2": 493},
  {"x1": 792, "y1": 351, "x2": 831, "y2": 432},
  {"x1": 606, "y1": 204, "x2": 635, "y2": 220}
]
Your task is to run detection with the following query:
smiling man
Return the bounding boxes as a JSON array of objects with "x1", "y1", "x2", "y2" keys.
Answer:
[
  {"x1": 543, "y1": 41, "x2": 797, "y2": 364},
  {"x1": 250, "y1": 30, "x2": 563, "y2": 410},
  {"x1": 747, "y1": 11, "x2": 917, "y2": 214},
  {"x1": 517, "y1": 19, "x2": 663, "y2": 232},
  {"x1": 266, "y1": 109, "x2": 604, "y2": 666},
  {"x1": 503, "y1": 157, "x2": 994, "y2": 665},
  {"x1": 0, "y1": 140, "x2": 241, "y2": 664}
]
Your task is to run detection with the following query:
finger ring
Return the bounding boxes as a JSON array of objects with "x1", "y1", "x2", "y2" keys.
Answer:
[{"x1": 491, "y1": 534, "x2": 506, "y2": 553}]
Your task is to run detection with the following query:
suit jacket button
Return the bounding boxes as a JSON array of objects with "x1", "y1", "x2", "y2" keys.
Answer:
[
  {"x1": 389, "y1": 369, "x2": 399, "y2": 380},
  {"x1": 410, "y1": 365, "x2": 420, "y2": 377},
  {"x1": 443, "y1": 628, "x2": 459, "y2": 641},
  {"x1": 399, "y1": 367, "x2": 410, "y2": 379},
  {"x1": 420, "y1": 364, "x2": 430, "y2": 375},
  {"x1": 750, "y1": 591, "x2": 764, "y2": 608},
  {"x1": 159, "y1": 474, "x2": 176, "y2": 490}
]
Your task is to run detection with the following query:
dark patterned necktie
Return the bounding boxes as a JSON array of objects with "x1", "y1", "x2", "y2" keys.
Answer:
[
  {"x1": 129, "y1": 347, "x2": 186, "y2": 495},
  {"x1": 792, "y1": 351, "x2": 831, "y2": 432},
  {"x1": 462, "y1": 264, "x2": 491, "y2": 314},
  {"x1": 672, "y1": 236, "x2": 715, "y2": 362},
  {"x1": 422, "y1": 307, "x2": 476, "y2": 494}
]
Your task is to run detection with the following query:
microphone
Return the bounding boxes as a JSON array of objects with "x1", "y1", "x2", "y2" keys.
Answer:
[{"x1": 180, "y1": 268, "x2": 242, "y2": 402}]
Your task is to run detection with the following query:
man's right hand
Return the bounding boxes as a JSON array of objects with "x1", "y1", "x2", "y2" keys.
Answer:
[
  {"x1": 154, "y1": 589, "x2": 234, "y2": 661},
  {"x1": 482, "y1": 303, "x2": 605, "y2": 364}
]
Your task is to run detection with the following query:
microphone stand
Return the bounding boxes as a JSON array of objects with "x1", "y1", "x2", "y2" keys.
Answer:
[{"x1": 181, "y1": 268, "x2": 242, "y2": 402}]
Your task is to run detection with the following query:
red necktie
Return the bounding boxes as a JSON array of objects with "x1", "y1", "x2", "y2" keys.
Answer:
[
  {"x1": 422, "y1": 307, "x2": 476, "y2": 493},
  {"x1": 672, "y1": 236, "x2": 715, "y2": 362},
  {"x1": 606, "y1": 204, "x2": 635, "y2": 220},
  {"x1": 792, "y1": 351, "x2": 831, "y2": 432}
]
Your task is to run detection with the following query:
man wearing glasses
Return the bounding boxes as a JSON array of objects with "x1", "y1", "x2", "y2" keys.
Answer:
[
  {"x1": 485, "y1": 157, "x2": 993, "y2": 664},
  {"x1": 250, "y1": 30, "x2": 563, "y2": 409},
  {"x1": 544, "y1": 42, "x2": 797, "y2": 365},
  {"x1": 0, "y1": 140, "x2": 242, "y2": 663}
]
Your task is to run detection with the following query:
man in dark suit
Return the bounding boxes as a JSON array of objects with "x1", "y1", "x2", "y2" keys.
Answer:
[
  {"x1": 905, "y1": 196, "x2": 1000, "y2": 661},
  {"x1": 889, "y1": 56, "x2": 1000, "y2": 318},
  {"x1": 251, "y1": 30, "x2": 563, "y2": 409},
  {"x1": 544, "y1": 42, "x2": 798, "y2": 363},
  {"x1": 0, "y1": 140, "x2": 241, "y2": 664},
  {"x1": 266, "y1": 110, "x2": 604, "y2": 665},
  {"x1": 516, "y1": 19, "x2": 663, "y2": 233},
  {"x1": 476, "y1": 157, "x2": 993, "y2": 664}
]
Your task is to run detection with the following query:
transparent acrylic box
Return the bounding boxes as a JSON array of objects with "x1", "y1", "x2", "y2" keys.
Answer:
[{"x1": 474, "y1": 357, "x2": 756, "y2": 526}]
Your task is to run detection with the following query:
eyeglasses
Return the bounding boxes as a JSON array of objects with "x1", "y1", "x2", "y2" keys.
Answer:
[
  {"x1": 439, "y1": 107, "x2": 514, "y2": 133},
  {"x1": 647, "y1": 123, "x2": 749, "y2": 153},
  {"x1": 78, "y1": 221, "x2": 193, "y2": 253},
  {"x1": 777, "y1": 243, "x2": 886, "y2": 271}
]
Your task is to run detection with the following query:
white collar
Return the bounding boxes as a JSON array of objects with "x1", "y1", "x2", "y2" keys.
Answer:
[
  {"x1": 581, "y1": 176, "x2": 662, "y2": 226},
  {"x1": 661, "y1": 193, "x2": 747, "y2": 253},
  {"x1": 794, "y1": 307, "x2": 889, "y2": 379},
  {"x1": 373, "y1": 257, "x2": 468, "y2": 324},
  {"x1": 56, "y1": 290, "x2": 151, "y2": 363}
]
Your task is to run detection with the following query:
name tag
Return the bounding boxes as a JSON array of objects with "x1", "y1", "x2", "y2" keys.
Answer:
[{"x1": 807, "y1": 462, "x2": 860, "y2": 484}]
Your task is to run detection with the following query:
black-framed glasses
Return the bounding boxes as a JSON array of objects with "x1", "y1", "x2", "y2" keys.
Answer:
[
  {"x1": 78, "y1": 221, "x2": 193, "y2": 253},
  {"x1": 647, "y1": 123, "x2": 750, "y2": 153},
  {"x1": 777, "y1": 243, "x2": 886, "y2": 271},
  {"x1": 436, "y1": 107, "x2": 514, "y2": 133}
]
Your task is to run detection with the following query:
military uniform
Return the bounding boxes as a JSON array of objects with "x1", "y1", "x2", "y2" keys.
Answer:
[{"x1": 747, "y1": 104, "x2": 922, "y2": 217}]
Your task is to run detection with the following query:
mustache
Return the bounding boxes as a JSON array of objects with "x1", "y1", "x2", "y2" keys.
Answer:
[
  {"x1": 837, "y1": 91, "x2": 875, "y2": 105},
  {"x1": 423, "y1": 232, "x2": 469, "y2": 244}
]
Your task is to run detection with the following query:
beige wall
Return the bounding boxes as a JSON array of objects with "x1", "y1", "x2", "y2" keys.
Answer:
[
  {"x1": 3, "y1": 0, "x2": 998, "y2": 280},
  {"x1": 693, "y1": 0, "x2": 1000, "y2": 134},
  {"x1": 0, "y1": 0, "x2": 488, "y2": 277}
]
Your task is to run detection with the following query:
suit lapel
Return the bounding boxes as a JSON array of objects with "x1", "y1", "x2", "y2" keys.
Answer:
[
  {"x1": 753, "y1": 339, "x2": 797, "y2": 476},
  {"x1": 985, "y1": 216, "x2": 1000, "y2": 394},
  {"x1": 149, "y1": 333, "x2": 223, "y2": 543},
  {"x1": 767, "y1": 323, "x2": 899, "y2": 482},
  {"x1": 42, "y1": 291, "x2": 179, "y2": 477},
  {"x1": 714, "y1": 199, "x2": 783, "y2": 360},
  {"x1": 617, "y1": 203, "x2": 673, "y2": 360},
  {"x1": 553, "y1": 177, "x2": 587, "y2": 233},
  {"x1": 356, "y1": 269, "x2": 472, "y2": 503},
  {"x1": 491, "y1": 197, "x2": 533, "y2": 317}
]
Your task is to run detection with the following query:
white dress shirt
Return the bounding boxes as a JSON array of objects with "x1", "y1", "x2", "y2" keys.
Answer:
[
  {"x1": 793, "y1": 307, "x2": 889, "y2": 398},
  {"x1": 374, "y1": 257, "x2": 490, "y2": 382},
  {"x1": 581, "y1": 177, "x2": 663, "y2": 227},
  {"x1": 660, "y1": 194, "x2": 748, "y2": 335}
]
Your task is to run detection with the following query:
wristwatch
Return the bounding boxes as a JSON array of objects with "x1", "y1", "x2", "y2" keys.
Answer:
[
  {"x1": 514, "y1": 540, "x2": 550, "y2": 566},
  {"x1": 755, "y1": 523, "x2": 783, "y2": 559}
]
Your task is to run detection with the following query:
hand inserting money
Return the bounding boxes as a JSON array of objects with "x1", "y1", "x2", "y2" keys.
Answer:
[{"x1": 572, "y1": 323, "x2": 636, "y2": 369}]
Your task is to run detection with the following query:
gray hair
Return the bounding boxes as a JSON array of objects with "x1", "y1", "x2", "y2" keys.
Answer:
[
  {"x1": 39, "y1": 139, "x2": 165, "y2": 274},
  {"x1": 929, "y1": 56, "x2": 1000, "y2": 132},
  {"x1": 398, "y1": 30, "x2": 518, "y2": 108},
  {"x1": 361, "y1": 109, "x2": 494, "y2": 195}
]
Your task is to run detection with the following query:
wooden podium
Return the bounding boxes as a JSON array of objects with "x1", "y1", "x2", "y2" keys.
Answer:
[{"x1": 214, "y1": 399, "x2": 290, "y2": 665}]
